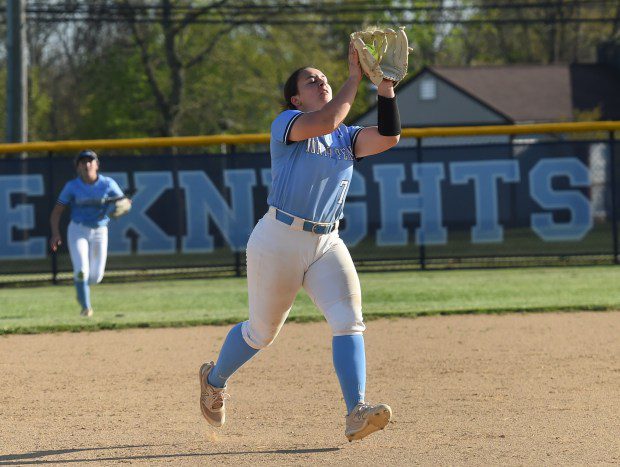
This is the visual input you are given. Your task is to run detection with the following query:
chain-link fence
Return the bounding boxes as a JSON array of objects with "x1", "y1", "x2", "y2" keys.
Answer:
[{"x1": 0, "y1": 123, "x2": 618, "y2": 286}]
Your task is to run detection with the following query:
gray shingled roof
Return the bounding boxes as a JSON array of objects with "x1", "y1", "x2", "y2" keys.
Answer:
[{"x1": 430, "y1": 64, "x2": 620, "y2": 123}]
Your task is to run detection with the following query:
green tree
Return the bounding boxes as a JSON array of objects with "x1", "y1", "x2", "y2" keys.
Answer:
[
  {"x1": 25, "y1": 6, "x2": 132, "y2": 141},
  {"x1": 442, "y1": 0, "x2": 620, "y2": 65},
  {"x1": 115, "y1": 0, "x2": 381, "y2": 137},
  {"x1": 9, "y1": 0, "x2": 620, "y2": 142}
]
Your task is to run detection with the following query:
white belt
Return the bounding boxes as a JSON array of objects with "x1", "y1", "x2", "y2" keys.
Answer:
[{"x1": 268, "y1": 207, "x2": 338, "y2": 235}]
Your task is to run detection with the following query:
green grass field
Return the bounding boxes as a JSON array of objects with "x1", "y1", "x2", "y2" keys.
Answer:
[{"x1": 1, "y1": 265, "x2": 618, "y2": 334}]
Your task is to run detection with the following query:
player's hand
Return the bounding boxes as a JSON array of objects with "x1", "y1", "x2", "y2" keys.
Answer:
[
  {"x1": 50, "y1": 235, "x2": 62, "y2": 252},
  {"x1": 348, "y1": 40, "x2": 363, "y2": 82}
]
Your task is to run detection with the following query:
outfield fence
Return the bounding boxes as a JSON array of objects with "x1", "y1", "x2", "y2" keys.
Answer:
[{"x1": 1, "y1": 121, "x2": 619, "y2": 285}]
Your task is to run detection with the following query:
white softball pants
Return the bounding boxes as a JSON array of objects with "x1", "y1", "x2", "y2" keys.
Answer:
[
  {"x1": 67, "y1": 221, "x2": 108, "y2": 284},
  {"x1": 241, "y1": 209, "x2": 365, "y2": 349}
]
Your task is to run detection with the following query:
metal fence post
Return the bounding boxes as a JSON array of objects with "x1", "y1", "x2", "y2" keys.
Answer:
[
  {"x1": 609, "y1": 131, "x2": 619, "y2": 264},
  {"x1": 171, "y1": 148, "x2": 183, "y2": 254},
  {"x1": 509, "y1": 134, "x2": 517, "y2": 229},
  {"x1": 416, "y1": 137, "x2": 426, "y2": 270},
  {"x1": 228, "y1": 144, "x2": 243, "y2": 277},
  {"x1": 47, "y1": 151, "x2": 58, "y2": 284}
]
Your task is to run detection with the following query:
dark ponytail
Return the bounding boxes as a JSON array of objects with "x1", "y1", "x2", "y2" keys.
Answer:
[{"x1": 283, "y1": 67, "x2": 309, "y2": 110}]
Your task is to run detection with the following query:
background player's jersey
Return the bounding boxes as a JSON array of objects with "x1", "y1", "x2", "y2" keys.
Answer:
[
  {"x1": 57, "y1": 175, "x2": 124, "y2": 228},
  {"x1": 268, "y1": 109, "x2": 363, "y2": 223}
]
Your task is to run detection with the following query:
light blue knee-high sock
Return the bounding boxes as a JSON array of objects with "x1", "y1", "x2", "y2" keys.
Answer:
[
  {"x1": 332, "y1": 334, "x2": 366, "y2": 414},
  {"x1": 207, "y1": 322, "x2": 259, "y2": 388},
  {"x1": 75, "y1": 280, "x2": 91, "y2": 310}
]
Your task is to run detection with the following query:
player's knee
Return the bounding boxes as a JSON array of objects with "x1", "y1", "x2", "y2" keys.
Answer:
[
  {"x1": 331, "y1": 320, "x2": 366, "y2": 336},
  {"x1": 325, "y1": 299, "x2": 365, "y2": 336},
  {"x1": 89, "y1": 273, "x2": 104, "y2": 284},
  {"x1": 252, "y1": 336, "x2": 276, "y2": 349},
  {"x1": 74, "y1": 270, "x2": 88, "y2": 282},
  {"x1": 241, "y1": 321, "x2": 278, "y2": 349}
]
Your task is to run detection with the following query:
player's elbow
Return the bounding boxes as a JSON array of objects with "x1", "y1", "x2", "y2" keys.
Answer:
[
  {"x1": 49, "y1": 212, "x2": 60, "y2": 226},
  {"x1": 378, "y1": 134, "x2": 399, "y2": 152},
  {"x1": 385, "y1": 134, "x2": 400, "y2": 147},
  {"x1": 50, "y1": 204, "x2": 65, "y2": 221}
]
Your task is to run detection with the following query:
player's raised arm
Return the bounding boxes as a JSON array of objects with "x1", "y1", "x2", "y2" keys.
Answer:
[
  {"x1": 287, "y1": 41, "x2": 363, "y2": 142},
  {"x1": 353, "y1": 79, "x2": 401, "y2": 158},
  {"x1": 348, "y1": 26, "x2": 411, "y2": 158}
]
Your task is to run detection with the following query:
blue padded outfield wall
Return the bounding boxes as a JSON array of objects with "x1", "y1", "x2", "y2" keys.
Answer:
[{"x1": 0, "y1": 140, "x2": 618, "y2": 275}]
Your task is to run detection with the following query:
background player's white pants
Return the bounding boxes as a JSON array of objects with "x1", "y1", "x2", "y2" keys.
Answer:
[
  {"x1": 67, "y1": 221, "x2": 108, "y2": 284},
  {"x1": 242, "y1": 211, "x2": 365, "y2": 349}
]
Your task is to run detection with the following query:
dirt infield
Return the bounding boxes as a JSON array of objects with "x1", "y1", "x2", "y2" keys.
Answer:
[{"x1": 1, "y1": 311, "x2": 619, "y2": 465}]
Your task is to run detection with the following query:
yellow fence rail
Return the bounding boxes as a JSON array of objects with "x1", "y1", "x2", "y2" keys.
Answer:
[{"x1": 1, "y1": 121, "x2": 619, "y2": 155}]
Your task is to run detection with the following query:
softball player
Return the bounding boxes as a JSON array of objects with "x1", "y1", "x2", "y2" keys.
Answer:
[
  {"x1": 49, "y1": 150, "x2": 126, "y2": 317},
  {"x1": 200, "y1": 42, "x2": 402, "y2": 441}
]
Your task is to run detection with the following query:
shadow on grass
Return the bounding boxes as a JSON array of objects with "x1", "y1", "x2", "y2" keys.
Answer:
[{"x1": 0, "y1": 445, "x2": 340, "y2": 465}]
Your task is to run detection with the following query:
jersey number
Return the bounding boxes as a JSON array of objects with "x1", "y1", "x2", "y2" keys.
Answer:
[{"x1": 337, "y1": 180, "x2": 350, "y2": 204}]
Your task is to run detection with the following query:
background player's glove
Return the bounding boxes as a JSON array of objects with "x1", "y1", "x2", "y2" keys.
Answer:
[
  {"x1": 110, "y1": 197, "x2": 131, "y2": 219},
  {"x1": 350, "y1": 27, "x2": 412, "y2": 87}
]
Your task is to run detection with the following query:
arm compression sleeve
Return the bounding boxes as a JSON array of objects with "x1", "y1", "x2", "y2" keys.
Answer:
[{"x1": 377, "y1": 95, "x2": 401, "y2": 136}]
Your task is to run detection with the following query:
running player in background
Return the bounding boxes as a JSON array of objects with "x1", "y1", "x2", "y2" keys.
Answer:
[
  {"x1": 49, "y1": 150, "x2": 128, "y2": 317},
  {"x1": 199, "y1": 41, "x2": 402, "y2": 441}
]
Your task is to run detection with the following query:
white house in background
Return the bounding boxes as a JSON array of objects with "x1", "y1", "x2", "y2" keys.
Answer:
[{"x1": 352, "y1": 61, "x2": 620, "y2": 147}]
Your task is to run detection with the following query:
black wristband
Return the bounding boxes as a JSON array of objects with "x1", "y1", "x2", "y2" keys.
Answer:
[{"x1": 377, "y1": 95, "x2": 401, "y2": 136}]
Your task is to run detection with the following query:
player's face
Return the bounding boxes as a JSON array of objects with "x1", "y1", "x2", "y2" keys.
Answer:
[
  {"x1": 76, "y1": 158, "x2": 99, "y2": 183},
  {"x1": 294, "y1": 68, "x2": 332, "y2": 111}
]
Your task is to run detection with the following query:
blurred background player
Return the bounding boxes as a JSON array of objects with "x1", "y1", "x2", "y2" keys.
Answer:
[
  {"x1": 199, "y1": 40, "x2": 402, "y2": 441},
  {"x1": 49, "y1": 150, "x2": 129, "y2": 317}
]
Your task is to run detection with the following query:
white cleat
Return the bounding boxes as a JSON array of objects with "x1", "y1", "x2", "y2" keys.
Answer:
[
  {"x1": 199, "y1": 361, "x2": 229, "y2": 427},
  {"x1": 345, "y1": 402, "x2": 392, "y2": 442}
]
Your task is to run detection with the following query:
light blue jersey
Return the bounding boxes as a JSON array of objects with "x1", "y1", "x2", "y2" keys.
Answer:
[
  {"x1": 268, "y1": 110, "x2": 363, "y2": 223},
  {"x1": 57, "y1": 175, "x2": 124, "y2": 228}
]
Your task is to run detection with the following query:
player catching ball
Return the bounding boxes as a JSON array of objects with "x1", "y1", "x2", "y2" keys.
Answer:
[
  {"x1": 49, "y1": 150, "x2": 131, "y2": 317},
  {"x1": 200, "y1": 31, "x2": 409, "y2": 441}
]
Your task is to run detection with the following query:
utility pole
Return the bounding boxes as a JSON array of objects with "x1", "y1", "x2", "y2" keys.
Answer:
[{"x1": 7, "y1": 0, "x2": 28, "y2": 144}]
